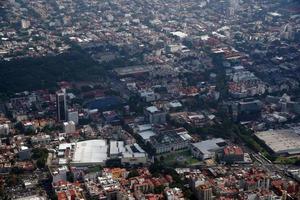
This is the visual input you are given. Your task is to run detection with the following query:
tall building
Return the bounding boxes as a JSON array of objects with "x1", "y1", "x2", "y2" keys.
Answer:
[
  {"x1": 56, "y1": 89, "x2": 67, "y2": 122},
  {"x1": 196, "y1": 185, "x2": 212, "y2": 200},
  {"x1": 68, "y1": 110, "x2": 79, "y2": 125}
]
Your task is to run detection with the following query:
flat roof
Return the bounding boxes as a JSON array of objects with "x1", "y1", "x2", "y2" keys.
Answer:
[
  {"x1": 255, "y1": 129, "x2": 300, "y2": 154},
  {"x1": 138, "y1": 130, "x2": 156, "y2": 141},
  {"x1": 169, "y1": 101, "x2": 182, "y2": 108},
  {"x1": 192, "y1": 138, "x2": 226, "y2": 155},
  {"x1": 72, "y1": 140, "x2": 108, "y2": 164},
  {"x1": 137, "y1": 124, "x2": 152, "y2": 132},
  {"x1": 110, "y1": 141, "x2": 125, "y2": 155},
  {"x1": 146, "y1": 106, "x2": 159, "y2": 113},
  {"x1": 170, "y1": 31, "x2": 188, "y2": 38}
]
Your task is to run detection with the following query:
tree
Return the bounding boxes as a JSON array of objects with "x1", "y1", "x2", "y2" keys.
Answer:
[
  {"x1": 14, "y1": 122, "x2": 24, "y2": 133},
  {"x1": 66, "y1": 171, "x2": 74, "y2": 182},
  {"x1": 36, "y1": 158, "x2": 46, "y2": 169},
  {"x1": 127, "y1": 169, "x2": 139, "y2": 178},
  {"x1": 32, "y1": 148, "x2": 48, "y2": 169},
  {"x1": 154, "y1": 185, "x2": 165, "y2": 194}
]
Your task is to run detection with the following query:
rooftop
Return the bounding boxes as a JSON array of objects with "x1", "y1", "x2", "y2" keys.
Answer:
[
  {"x1": 72, "y1": 140, "x2": 108, "y2": 165},
  {"x1": 255, "y1": 128, "x2": 300, "y2": 155}
]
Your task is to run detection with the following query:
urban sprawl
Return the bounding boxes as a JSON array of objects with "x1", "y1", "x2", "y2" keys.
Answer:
[{"x1": 0, "y1": 0, "x2": 300, "y2": 199}]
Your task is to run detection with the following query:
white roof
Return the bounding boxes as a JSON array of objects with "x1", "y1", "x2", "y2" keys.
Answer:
[
  {"x1": 169, "y1": 101, "x2": 182, "y2": 108},
  {"x1": 72, "y1": 140, "x2": 108, "y2": 164},
  {"x1": 58, "y1": 143, "x2": 73, "y2": 150},
  {"x1": 170, "y1": 31, "x2": 188, "y2": 38},
  {"x1": 146, "y1": 106, "x2": 159, "y2": 113},
  {"x1": 21, "y1": 146, "x2": 29, "y2": 150},
  {"x1": 59, "y1": 158, "x2": 67, "y2": 165},
  {"x1": 110, "y1": 141, "x2": 126, "y2": 155},
  {"x1": 138, "y1": 130, "x2": 156, "y2": 140},
  {"x1": 192, "y1": 138, "x2": 226, "y2": 157},
  {"x1": 255, "y1": 129, "x2": 300, "y2": 154},
  {"x1": 137, "y1": 124, "x2": 152, "y2": 132}
]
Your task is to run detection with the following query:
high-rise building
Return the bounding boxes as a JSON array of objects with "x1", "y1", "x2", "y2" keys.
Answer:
[
  {"x1": 56, "y1": 89, "x2": 67, "y2": 122},
  {"x1": 68, "y1": 110, "x2": 79, "y2": 125},
  {"x1": 196, "y1": 185, "x2": 212, "y2": 200}
]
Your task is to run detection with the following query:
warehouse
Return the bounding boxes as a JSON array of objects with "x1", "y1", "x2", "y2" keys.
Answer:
[
  {"x1": 71, "y1": 140, "x2": 108, "y2": 166},
  {"x1": 255, "y1": 128, "x2": 300, "y2": 156}
]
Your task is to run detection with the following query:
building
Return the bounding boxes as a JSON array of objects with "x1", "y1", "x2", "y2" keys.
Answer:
[
  {"x1": 144, "y1": 106, "x2": 166, "y2": 124},
  {"x1": 63, "y1": 121, "x2": 76, "y2": 134},
  {"x1": 255, "y1": 128, "x2": 300, "y2": 156},
  {"x1": 109, "y1": 141, "x2": 148, "y2": 165},
  {"x1": 67, "y1": 139, "x2": 147, "y2": 166},
  {"x1": 71, "y1": 140, "x2": 108, "y2": 166},
  {"x1": 164, "y1": 187, "x2": 184, "y2": 200},
  {"x1": 56, "y1": 90, "x2": 68, "y2": 122},
  {"x1": 164, "y1": 101, "x2": 183, "y2": 112},
  {"x1": 18, "y1": 146, "x2": 32, "y2": 161},
  {"x1": 149, "y1": 130, "x2": 189, "y2": 154},
  {"x1": 67, "y1": 110, "x2": 79, "y2": 125},
  {"x1": 0, "y1": 124, "x2": 9, "y2": 136},
  {"x1": 51, "y1": 166, "x2": 68, "y2": 185},
  {"x1": 102, "y1": 111, "x2": 120, "y2": 124},
  {"x1": 191, "y1": 138, "x2": 227, "y2": 160},
  {"x1": 139, "y1": 90, "x2": 159, "y2": 102},
  {"x1": 98, "y1": 174, "x2": 121, "y2": 199},
  {"x1": 120, "y1": 143, "x2": 148, "y2": 165},
  {"x1": 196, "y1": 185, "x2": 212, "y2": 200},
  {"x1": 21, "y1": 19, "x2": 30, "y2": 29},
  {"x1": 31, "y1": 134, "x2": 51, "y2": 145},
  {"x1": 237, "y1": 99, "x2": 262, "y2": 121},
  {"x1": 222, "y1": 145, "x2": 244, "y2": 163}
]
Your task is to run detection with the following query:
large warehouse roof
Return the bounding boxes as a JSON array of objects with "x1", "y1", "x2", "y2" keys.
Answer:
[
  {"x1": 255, "y1": 129, "x2": 300, "y2": 155},
  {"x1": 72, "y1": 140, "x2": 108, "y2": 165}
]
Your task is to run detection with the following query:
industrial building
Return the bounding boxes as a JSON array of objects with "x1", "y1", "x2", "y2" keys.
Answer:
[
  {"x1": 71, "y1": 140, "x2": 108, "y2": 166},
  {"x1": 255, "y1": 128, "x2": 300, "y2": 156},
  {"x1": 58, "y1": 139, "x2": 147, "y2": 166}
]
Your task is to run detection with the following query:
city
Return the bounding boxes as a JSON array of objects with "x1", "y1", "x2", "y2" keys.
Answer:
[{"x1": 0, "y1": 0, "x2": 300, "y2": 199}]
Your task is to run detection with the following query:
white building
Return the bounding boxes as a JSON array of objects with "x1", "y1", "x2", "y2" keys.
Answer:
[
  {"x1": 191, "y1": 138, "x2": 227, "y2": 160},
  {"x1": 109, "y1": 141, "x2": 147, "y2": 165},
  {"x1": 31, "y1": 134, "x2": 51, "y2": 145},
  {"x1": 0, "y1": 124, "x2": 9, "y2": 135},
  {"x1": 63, "y1": 121, "x2": 76, "y2": 134},
  {"x1": 71, "y1": 140, "x2": 108, "y2": 166}
]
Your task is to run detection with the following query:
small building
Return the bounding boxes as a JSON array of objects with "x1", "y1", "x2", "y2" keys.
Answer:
[
  {"x1": 63, "y1": 121, "x2": 76, "y2": 134},
  {"x1": 144, "y1": 106, "x2": 166, "y2": 124},
  {"x1": 31, "y1": 134, "x2": 51, "y2": 145},
  {"x1": 221, "y1": 145, "x2": 244, "y2": 163}
]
